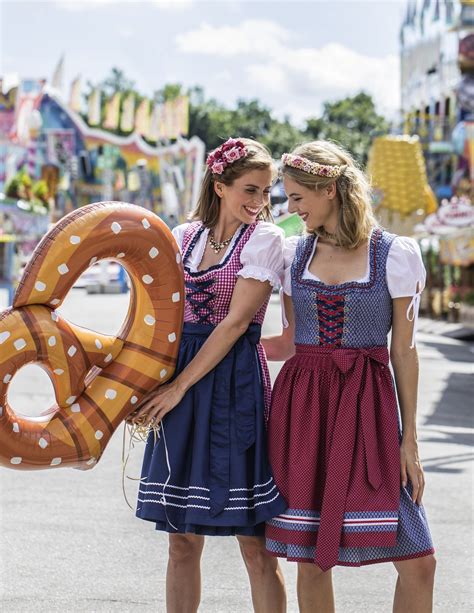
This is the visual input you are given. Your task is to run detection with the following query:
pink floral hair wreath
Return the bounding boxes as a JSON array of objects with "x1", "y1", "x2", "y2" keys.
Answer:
[
  {"x1": 281, "y1": 153, "x2": 344, "y2": 178},
  {"x1": 206, "y1": 138, "x2": 248, "y2": 175}
]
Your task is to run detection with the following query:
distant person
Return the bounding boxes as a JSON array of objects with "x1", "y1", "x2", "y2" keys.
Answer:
[
  {"x1": 263, "y1": 141, "x2": 436, "y2": 612},
  {"x1": 130, "y1": 138, "x2": 287, "y2": 612},
  {"x1": 167, "y1": 213, "x2": 178, "y2": 229}
]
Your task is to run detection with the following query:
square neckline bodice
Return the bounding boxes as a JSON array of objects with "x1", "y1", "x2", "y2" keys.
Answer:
[{"x1": 295, "y1": 228, "x2": 379, "y2": 292}]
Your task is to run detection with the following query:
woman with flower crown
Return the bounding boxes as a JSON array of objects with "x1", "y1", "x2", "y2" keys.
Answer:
[
  {"x1": 263, "y1": 141, "x2": 436, "y2": 612},
  {"x1": 131, "y1": 138, "x2": 287, "y2": 613}
]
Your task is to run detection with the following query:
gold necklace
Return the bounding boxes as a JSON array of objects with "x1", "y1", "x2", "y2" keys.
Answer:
[
  {"x1": 209, "y1": 229, "x2": 233, "y2": 254},
  {"x1": 317, "y1": 227, "x2": 338, "y2": 242}
]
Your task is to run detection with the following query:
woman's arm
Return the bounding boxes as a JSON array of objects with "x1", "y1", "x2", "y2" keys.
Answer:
[
  {"x1": 131, "y1": 277, "x2": 272, "y2": 426},
  {"x1": 261, "y1": 293, "x2": 296, "y2": 361},
  {"x1": 390, "y1": 296, "x2": 425, "y2": 505}
]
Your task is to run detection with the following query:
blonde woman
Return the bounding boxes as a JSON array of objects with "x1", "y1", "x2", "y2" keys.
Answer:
[
  {"x1": 132, "y1": 138, "x2": 287, "y2": 613},
  {"x1": 263, "y1": 141, "x2": 435, "y2": 612}
]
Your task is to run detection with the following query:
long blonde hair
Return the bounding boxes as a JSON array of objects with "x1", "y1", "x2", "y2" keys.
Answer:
[
  {"x1": 282, "y1": 140, "x2": 377, "y2": 249},
  {"x1": 191, "y1": 138, "x2": 275, "y2": 228}
]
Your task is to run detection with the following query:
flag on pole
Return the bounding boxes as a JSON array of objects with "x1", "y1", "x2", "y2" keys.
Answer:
[
  {"x1": 68, "y1": 75, "x2": 82, "y2": 113},
  {"x1": 135, "y1": 98, "x2": 150, "y2": 136},
  {"x1": 87, "y1": 87, "x2": 101, "y2": 126},
  {"x1": 176, "y1": 95, "x2": 189, "y2": 136},
  {"x1": 147, "y1": 103, "x2": 162, "y2": 141},
  {"x1": 120, "y1": 92, "x2": 135, "y2": 132},
  {"x1": 103, "y1": 92, "x2": 121, "y2": 130},
  {"x1": 51, "y1": 55, "x2": 65, "y2": 90},
  {"x1": 164, "y1": 99, "x2": 179, "y2": 139}
]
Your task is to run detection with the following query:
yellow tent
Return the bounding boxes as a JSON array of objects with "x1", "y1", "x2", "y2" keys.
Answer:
[{"x1": 367, "y1": 135, "x2": 437, "y2": 217}]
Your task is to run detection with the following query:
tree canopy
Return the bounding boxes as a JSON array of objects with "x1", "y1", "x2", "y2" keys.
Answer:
[{"x1": 86, "y1": 68, "x2": 389, "y2": 167}]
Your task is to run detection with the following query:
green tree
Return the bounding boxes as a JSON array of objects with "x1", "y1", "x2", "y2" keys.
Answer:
[
  {"x1": 304, "y1": 92, "x2": 389, "y2": 166},
  {"x1": 101, "y1": 67, "x2": 136, "y2": 97},
  {"x1": 262, "y1": 117, "x2": 305, "y2": 158},
  {"x1": 153, "y1": 83, "x2": 184, "y2": 103}
]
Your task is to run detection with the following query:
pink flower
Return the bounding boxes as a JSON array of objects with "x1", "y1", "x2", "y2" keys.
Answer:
[
  {"x1": 211, "y1": 161, "x2": 225, "y2": 174},
  {"x1": 223, "y1": 138, "x2": 238, "y2": 148},
  {"x1": 224, "y1": 147, "x2": 242, "y2": 162}
]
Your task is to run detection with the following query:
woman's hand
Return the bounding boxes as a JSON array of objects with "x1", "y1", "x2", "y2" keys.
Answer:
[
  {"x1": 400, "y1": 437, "x2": 425, "y2": 505},
  {"x1": 127, "y1": 382, "x2": 185, "y2": 427}
]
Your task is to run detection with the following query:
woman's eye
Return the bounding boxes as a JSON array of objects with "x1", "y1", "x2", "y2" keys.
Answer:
[{"x1": 246, "y1": 189, "x2": 256, "y2": 193}]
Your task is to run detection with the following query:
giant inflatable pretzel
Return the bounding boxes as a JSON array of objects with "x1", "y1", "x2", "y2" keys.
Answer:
[{"x1": 0, "y1": 202, "x2": 184, "y2": 470}]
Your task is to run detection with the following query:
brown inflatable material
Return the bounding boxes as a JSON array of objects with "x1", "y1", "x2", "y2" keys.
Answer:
[{"x1": 0, "y1": 201, "x2": 184, "y2": 470}]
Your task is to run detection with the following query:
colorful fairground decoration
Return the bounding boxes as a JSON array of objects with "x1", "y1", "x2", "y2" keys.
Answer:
[{"x1": 0, "y1": 75, "x2": 205, "y2": 224}]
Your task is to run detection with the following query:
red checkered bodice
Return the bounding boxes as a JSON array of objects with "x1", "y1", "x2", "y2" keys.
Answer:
[{"x1": 181, "y1": 222, "x2": 270, "y2": 326}]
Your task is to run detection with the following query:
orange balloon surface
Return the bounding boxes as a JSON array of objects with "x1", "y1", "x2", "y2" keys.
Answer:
[{"x1": 0, "y1": 202, "x2": 184, "y2": 470}]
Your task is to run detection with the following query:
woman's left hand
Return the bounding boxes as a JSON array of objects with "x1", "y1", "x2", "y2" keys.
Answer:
[
  {"x1": 129, "y1": 382, "x2": 185, "y2": 427},
  {"x1": 400, "y1": 438, "x2": 425, "y2": 505}
]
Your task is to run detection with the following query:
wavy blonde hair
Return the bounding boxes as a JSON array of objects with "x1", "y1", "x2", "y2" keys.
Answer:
[
  {"x1": 282, "y1": 140, "x2": 377, "y2": 249},
  {"x1": 191, "y1": 138, "x2": 276, "y2": 228}
]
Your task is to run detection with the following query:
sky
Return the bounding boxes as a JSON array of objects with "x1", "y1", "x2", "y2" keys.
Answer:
[{"x1": 0, "y1": 0, "x2": 407, "y2": 124}]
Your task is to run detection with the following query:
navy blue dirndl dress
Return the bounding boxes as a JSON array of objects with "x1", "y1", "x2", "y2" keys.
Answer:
[{"x1": 136, "y1": 221, "x2": 287, "y2": 535}]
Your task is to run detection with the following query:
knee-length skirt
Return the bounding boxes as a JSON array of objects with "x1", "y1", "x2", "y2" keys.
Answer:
[
  {"x1": 266, "y1": 344, "x2": 434, "y2": 569},
  {"x1": 136, "y1": 322, "x2": 287, "y2": 536}
]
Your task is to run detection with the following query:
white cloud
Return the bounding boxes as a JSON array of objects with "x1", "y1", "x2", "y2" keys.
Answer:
[
  {"x1": 176, "y1": 19, "x2": 290, "y2": 57},
  {"x1": 176, "y1": 19, "x2": 400, "y2": 122},
  {"x1": 55, "y1": 0, "x2": 193, "y2": 11}
]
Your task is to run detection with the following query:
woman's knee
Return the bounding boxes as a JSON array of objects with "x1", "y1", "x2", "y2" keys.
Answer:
[
  {"x1": 298, "y1": 561, "x2": 331, "y2": 580},
  {"x1": 396, "y1": 555, "x2": 436, "y2": 585},
  {"x1": 168, "y1": 533, "x2": 205, "y2": 564},
  {"x1": 237, "y1": 536, "x2": 274, "y2": 573}
]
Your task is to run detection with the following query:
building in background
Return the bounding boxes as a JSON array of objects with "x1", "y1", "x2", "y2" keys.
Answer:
[
  {"x1": 400, "y1": 0, "x2": 473, "y2": 200},
  {"x1": 0, "y1": 78, "x2": 204, "y2": 223},
  {"x1": 396, "y1": 1, "x2": 474, "y2": 323}
]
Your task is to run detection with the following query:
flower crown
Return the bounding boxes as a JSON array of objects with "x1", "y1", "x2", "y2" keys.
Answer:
[
  {"x1": 206, "y1": 138, "x2": 248, "y2": 175},
  {"x1": 281, "y1": 153, "x2": 343, "y2": 178}
]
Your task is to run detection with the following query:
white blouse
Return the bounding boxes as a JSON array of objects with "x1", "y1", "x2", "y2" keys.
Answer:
[
  {"x1": 172, "y1": 221, "x2": 285, "y2": 289},
  {"x1": 282, "y1": 235, "x2": 426, "y2": 348}
]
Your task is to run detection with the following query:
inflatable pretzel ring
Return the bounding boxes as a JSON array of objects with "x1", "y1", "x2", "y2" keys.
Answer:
[{"x1": 0, "y1": 202, "x2": 184, "y2": 470}]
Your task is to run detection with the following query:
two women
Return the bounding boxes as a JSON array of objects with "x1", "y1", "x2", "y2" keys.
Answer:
[{"x1": 132, "y1": 138, "x2": 435, "y2": 612}]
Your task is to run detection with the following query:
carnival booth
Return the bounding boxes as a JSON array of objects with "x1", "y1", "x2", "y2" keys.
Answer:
[
  {"x1": 0, "y1": 78, "x2": 205, "y2": 223},
  {"x1": 416, "y1": 196, "x2": 474, "y2": 323},
  {"x1": 0, "y1": 197, "x2": 50, "y2": 304}
]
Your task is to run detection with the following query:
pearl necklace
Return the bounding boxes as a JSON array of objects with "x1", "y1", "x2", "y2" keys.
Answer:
[{"x1": 209, "y1": 230, "x2": 233, "y2": 254}]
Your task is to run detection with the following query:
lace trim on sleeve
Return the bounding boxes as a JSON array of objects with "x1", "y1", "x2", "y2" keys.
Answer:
[{"x1": 237, "y1": 265, "x2": 281, "y2": 289}]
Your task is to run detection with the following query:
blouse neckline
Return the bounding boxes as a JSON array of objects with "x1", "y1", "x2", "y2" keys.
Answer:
[
  {"x1": 183, "y1": 223, "x2": 248, "y2": 277},
  {"x1": 296, "y1": 227, "x2": 380, "y2": 292}
]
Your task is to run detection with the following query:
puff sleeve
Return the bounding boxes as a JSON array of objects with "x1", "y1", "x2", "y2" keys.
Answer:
[
  {"x1": 171, "y1": 223, "x2": 190, "y2": 252},
  {"x1": 237, "y1": 222, "x2": 285, "y2": 289},
  {"x1": 387, "y1": 237, "x2": 426, "y2": 348}
]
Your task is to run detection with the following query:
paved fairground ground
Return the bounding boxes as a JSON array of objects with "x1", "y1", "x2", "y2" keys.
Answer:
[{"x1": 0, "y1": 289, "x2": 473, "y2": 612}]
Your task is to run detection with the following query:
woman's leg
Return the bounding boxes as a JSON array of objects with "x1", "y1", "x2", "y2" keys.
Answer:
[
  {"x1": 297, "y1": 562, "x2": 335, "y2": 613},
  {"x1": 167, "y1": 533, "x2": 205, "y2": 613},
  {"x1": 393, "y1": 555, "x2": 436, "y2": 613},
  {"x1": 236, "y1": 535, "x2": 286, "y2": 613}
]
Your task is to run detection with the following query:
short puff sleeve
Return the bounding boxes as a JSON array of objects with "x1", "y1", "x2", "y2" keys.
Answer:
[
  {"x1": 237, "y1": 222, "x2": 285, "y2": 289},
  {"x1": 171, "y1": 222, "x2": 191, "y2": 253},
  {"x1": 387, "y1": 237, "x2": 426, "y2": 348}
]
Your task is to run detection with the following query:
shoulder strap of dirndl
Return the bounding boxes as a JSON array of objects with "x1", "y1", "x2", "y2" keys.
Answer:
[
  {"x1": 181, "y1": 221, "x2": 203, "y2": 256},
  {"x1": 373, "y1": 228, "x2": 397, "y2": 285},
  {"x1": 291, "y1": 234, "x2": 312, "y2": 281}
]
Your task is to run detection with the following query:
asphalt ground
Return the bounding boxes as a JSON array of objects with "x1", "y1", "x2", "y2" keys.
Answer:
[{"x1": 0, "y1": 289, "x2": 473, "y2": 612}]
